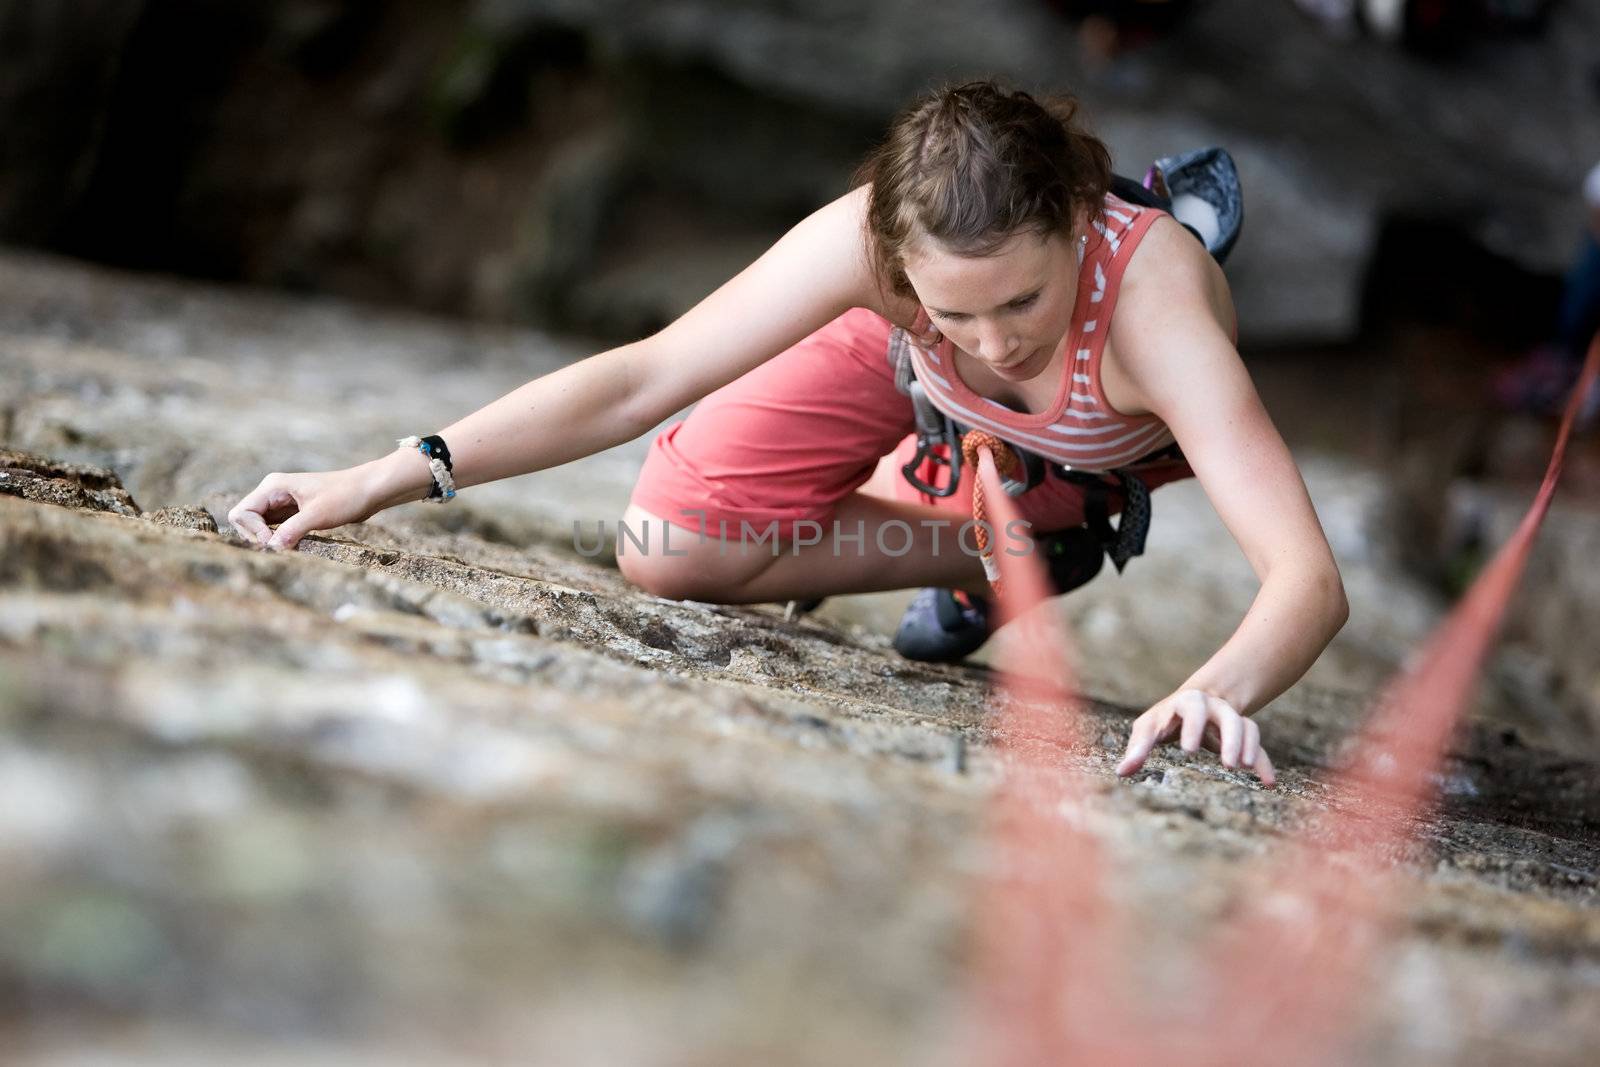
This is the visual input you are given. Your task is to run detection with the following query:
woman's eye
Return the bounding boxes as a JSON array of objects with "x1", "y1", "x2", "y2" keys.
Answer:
[{"x1": 932, "y1": 295, "x2": 1033, "y2": 321}]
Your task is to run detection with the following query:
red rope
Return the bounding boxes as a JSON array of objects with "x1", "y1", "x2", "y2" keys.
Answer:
[
  {"x1": 967, "y1": 330, "x2": 1600, "y2": 1063},
  {"x1": 960, "y1": 430, "x2": 1023, "y2": 599}
]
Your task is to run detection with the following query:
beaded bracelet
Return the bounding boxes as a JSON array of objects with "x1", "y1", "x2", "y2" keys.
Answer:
[{"x1": 396, "y1": 434, "x2": 456, "y2": 502}]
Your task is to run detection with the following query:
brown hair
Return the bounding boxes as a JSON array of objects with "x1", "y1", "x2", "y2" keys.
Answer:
[{"x1": 850, "y1": 78, "x2": 1113, "y2": 302}]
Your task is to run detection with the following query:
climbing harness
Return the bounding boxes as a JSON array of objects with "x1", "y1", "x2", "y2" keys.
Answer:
[{"x1": 890, "y1": 147, "x2": 1244, "y2": 592}]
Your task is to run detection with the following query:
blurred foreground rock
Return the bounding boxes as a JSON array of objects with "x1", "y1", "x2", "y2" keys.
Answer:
[{"x1": 1, "y1": 253, "x2": 1598, "y2": 1064}]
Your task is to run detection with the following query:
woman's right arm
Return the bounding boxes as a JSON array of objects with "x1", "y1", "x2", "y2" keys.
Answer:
[{"x1": 229, "y1": 184, "x2": 884, "y2": 549}]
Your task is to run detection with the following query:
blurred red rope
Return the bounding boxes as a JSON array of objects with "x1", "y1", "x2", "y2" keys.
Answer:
[{"x1": 966, "y1": 330, "x2": 1600, "y2": 1066}]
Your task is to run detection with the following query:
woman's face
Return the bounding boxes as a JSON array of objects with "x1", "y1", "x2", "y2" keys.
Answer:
[{"x1": 902, "y1": 224, "x2": 1081, "y2": 383}]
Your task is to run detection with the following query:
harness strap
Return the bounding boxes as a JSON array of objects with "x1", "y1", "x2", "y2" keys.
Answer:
[
  {"x1": 890, "y1": 325, "x2": 917, "y2": 394},
  {"x1": 889, "y1": 327, "x2": 1043, "y2": 498},
  {"x1": 1055, "y1": 467, "x2": 1152, "y2": 573}
]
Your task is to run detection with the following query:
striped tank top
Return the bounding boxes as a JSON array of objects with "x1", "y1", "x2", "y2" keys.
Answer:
[{"x1": 899, "y1": 192, "x2": 1173, "y2": 472}]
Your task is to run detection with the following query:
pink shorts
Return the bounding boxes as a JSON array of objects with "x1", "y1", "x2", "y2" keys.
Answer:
[{"x1": 628, "y1": 307, "x2": 1193, "y2": 540}]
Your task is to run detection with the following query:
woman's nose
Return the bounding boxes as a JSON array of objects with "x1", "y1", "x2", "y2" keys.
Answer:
[{"x1": 976, "y1": 322, "x2": 1020, "y2": 362}]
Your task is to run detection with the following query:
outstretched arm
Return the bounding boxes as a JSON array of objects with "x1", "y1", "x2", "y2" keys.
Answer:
[
  {"x1": 231, "y1": 185, "x2": 883, "y2": 548},
  {"x1": 1107, "y1": 220, "x2": 1349, "y2": 785}
]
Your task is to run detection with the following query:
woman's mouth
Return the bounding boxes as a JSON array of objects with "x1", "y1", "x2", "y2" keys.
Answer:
[{"x1": 997, "y1": 348, "x2": 1040, "y2": 371}]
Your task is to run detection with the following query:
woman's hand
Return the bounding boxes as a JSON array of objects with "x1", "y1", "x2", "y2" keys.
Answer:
[
  {"x1": 1115, "y1": 688, "x2": 1276, "y2": 787},
  {"x1": 226, "y1": 467, "x2": 380, "y2": 551}
]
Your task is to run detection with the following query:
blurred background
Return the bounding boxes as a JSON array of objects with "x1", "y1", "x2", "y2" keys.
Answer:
[
  {"x1": 4, "y1": 1, "x2": 1600, "y2": 1064},
  {"x1": 1, "y1": 0, "x2": 1595, "y2": 341}
]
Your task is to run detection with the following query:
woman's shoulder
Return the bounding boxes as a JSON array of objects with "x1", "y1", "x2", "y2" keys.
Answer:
[
  {"x1": 1117, "y1": 213, "x2": 1235, "y2": 338},
  {"x1": 1099, "y1": 213, "x2": 1239, "y2": 417}
]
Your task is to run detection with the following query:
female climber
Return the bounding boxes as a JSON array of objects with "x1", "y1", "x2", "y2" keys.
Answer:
[{"x1": 227, "y1": 79, "x2": 1348, "y2": 786}]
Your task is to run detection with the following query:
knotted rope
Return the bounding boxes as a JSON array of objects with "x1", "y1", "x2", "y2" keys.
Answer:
[{"x1": 960, "y1": 430, "x2": 1024, "y2": 599}]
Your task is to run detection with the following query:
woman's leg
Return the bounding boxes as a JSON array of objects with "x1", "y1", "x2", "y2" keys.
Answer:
[
  {"x1": 623, "y1": 453, "x2": 1196, "y2": 605},
  {"x1": 619, "y1": 303, "x2": 1193, "y2": 604},
  {"x1": 619, "y1": 497, "x2": 990, "y2": 603},
  {"x1": 622, "y1": 307, "x2": 999, "y2": 602}
]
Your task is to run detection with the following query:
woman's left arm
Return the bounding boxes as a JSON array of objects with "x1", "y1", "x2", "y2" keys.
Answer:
[{"x1": 1109, "y1": 220, "x2": 1349, "y2": 786}]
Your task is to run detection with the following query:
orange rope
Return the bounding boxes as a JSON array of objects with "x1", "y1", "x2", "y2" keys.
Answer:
[{"x1": 960, "y1": 430, "x2": 1024, "y2": 599}]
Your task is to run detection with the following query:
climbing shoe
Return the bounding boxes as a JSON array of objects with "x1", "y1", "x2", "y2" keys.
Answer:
[
  {"x1": 892, "y1": 587, "x2": 994, "y2": 663},
  {"x1": 892, "y1": 525, "x2": 1106, "y2": 662}
]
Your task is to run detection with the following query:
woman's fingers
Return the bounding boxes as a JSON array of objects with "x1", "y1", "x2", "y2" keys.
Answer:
[
  {"x1": 1115, "y1": 713, "x2": 1155, "y2": 777},
  {"x1": 1203, "y1": 701, "x2": 1276, "y2": 787},
  {"x1": 1116, "y1": 706, "x2": 1174, "y2": 777},
  {"x1": 228, "y1": 476, "x2": 288, "y2": 545},
  {"x1": 1241, "y1": 717, "x2": 1261, "y2": 769},
  {"x1": 1212, "y1": 695, "x2": 1244, "y2": 768},
  {"x1": 265, "y1": 508, "x2": 320, "y2": 551},
  {"x1": 1178, "y1": 690, "x2": 1209, "y2": 753},
  {"x1": 1115, "y1": 690, "x2": 1276, "y2": 787},
  {"x1": 228, "y1": 468, "x2": 371, "y2": 551},
  {"x1": 228, "y1": 505, "x2": 270, "y2": 545},
  {"x1": 229, "y1": 475, "x2": 316, "y2": 548},
  {"x1": 1252, "y1": 745, "x2": 1277, "y2": 788}
]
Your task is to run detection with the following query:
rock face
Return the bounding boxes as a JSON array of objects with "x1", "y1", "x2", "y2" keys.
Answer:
[
  {"x1": 0, "y1": 448, "x2": 142, "y2": 515},
  {"x1": 3, "y1": 0, "x2": 1597, "y2": 343},
  {"x1": 2, "y1": 251, "x2": 1599, "y2": 1063}
]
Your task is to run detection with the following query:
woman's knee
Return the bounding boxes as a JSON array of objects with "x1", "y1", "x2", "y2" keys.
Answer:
[
  {"x1": 616, "y1": 549, "x2": 770, "y2": 603},
  {"x1": 613, "y1": 508, "x2": 773, "y2": 601},
  {"x1": 616, "y1": 548, "x2": 702, "y2": 601}
]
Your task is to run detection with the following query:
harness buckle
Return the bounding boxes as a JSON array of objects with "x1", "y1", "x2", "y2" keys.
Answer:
[
  {"x1": 902, "y1": 382, "x2": 1050, "y2": 499},
  {"x1": 901, "y1": 380, "x2": 962, "y2": 497},
  {"x1": 1001, "y1": 446, "x2": 1045, "y2": 498}
]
